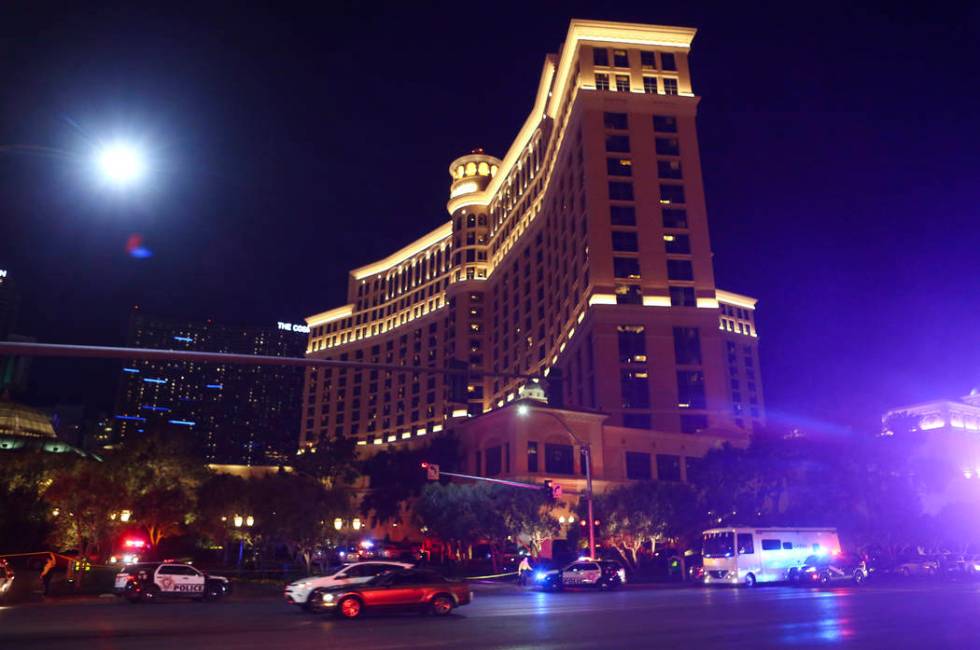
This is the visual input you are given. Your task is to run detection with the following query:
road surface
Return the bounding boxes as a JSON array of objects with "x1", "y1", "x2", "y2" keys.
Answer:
[{"x1": 2, "y1": 580, "x2": 979, "y2": 649}]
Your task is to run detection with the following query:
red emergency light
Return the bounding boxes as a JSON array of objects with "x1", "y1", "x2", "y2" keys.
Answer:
[{"x1": 124, "y1": 539, "x2": 147, "y2": 549}]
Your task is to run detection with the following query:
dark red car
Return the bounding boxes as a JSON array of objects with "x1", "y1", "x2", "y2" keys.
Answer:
[{"x1": 308, "y1": 569, "x2": 471, "y2": 619}]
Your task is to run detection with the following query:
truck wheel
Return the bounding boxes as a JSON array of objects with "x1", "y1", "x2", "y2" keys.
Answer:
[{"x1": 744, "y1": 573, "x2": 756, "y2": 587}]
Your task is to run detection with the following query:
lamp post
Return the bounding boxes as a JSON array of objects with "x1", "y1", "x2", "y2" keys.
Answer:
[
  {"x1": 233, "y1": 513, "x2": 254, "y2": 568},
  {"x1": 517, "y1": 403, "x2": 596, "y2": 560}
]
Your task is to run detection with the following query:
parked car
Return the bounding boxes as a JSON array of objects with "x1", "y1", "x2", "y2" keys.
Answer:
[
  {"x1": 894, "y1": 555, "x2": 939, "y2": 578},
  {"x1": 685, "y1": 552, "x2": 704, "y2": 582},
  {"x1": 114, "y1": 561, "x2": 230, "y2": 603},
  {"x1": 0, "y1": 559, "x2": 13, "y2": 600},
  {"x1": 284, "y1": 561, "x2": 413, "y2": 610},
  {"x1": 534, "y1": 559, "x2": 626, "y2": 591},
  {"x1": 797, "y1": 552, "x2": 868, "y2": 586},
  {"x1": 307, "y1": 569, "x2": 471, "y2": 619}
]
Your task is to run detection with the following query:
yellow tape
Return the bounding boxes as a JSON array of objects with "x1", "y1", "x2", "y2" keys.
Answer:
[{"x1": 465, "y1": 571, "x2": 519, "y2": 580}]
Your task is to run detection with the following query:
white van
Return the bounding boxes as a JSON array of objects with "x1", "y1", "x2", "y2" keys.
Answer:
[{"x1": 702, "y1": 526, "x2": 841, "y2": 586}]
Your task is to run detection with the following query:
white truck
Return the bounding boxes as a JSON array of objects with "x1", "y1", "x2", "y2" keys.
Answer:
[{"x1": 702, "y1": 526, "x2": 841, "y2": 586}]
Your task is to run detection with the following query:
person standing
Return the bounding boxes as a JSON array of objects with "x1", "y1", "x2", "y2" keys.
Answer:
[
  {"x1": 517, "y1": 555, "x2": 533, "y2": 586},
  {"x1": 40, "y1": 553, "x2": 57, "y2": 597}
]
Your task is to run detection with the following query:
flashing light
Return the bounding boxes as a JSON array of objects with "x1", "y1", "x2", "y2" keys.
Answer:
[
  {"x1": 534, "y1": 571, "x2": 547, "y2": 582},
  {"x1": 95, "y1": 141, "x2": 147, "y2": 187},
  {"x1": 143, "y1": 378, "x2": 167, "y2": 384},
  {"x1": 124, "y1": 539, "x2": 145, "y2": 548},
  {"x1": 360, "y1": 540, "x2": 374, "y2": 549}
]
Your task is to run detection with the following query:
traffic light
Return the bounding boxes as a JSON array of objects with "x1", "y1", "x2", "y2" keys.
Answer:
[
  {"x1": 421, "y1": 461, "x2": 440, "y2": 481},
  {"x1": 542, "y1": 480, "x2": 562, "y2": 501},
  {"x1": 545, "y1": 367, "x2": 564, "y2": 407},
  {"x1": 448, "y1": 358, "x2": 469, "y2": 404}
]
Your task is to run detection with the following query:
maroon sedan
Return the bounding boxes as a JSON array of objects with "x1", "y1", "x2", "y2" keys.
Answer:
[{"x1": 308, "y1": 569, "x2": 471, "y2": 619}]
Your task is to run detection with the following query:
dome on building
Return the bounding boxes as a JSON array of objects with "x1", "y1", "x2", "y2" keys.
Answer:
[{"x1": 0, "y1": 400, "x2": 80, "y2": 454}]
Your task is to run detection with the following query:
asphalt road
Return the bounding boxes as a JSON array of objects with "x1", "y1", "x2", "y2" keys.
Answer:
[{"x1": 3, "y1": 580, "x2": 979, "y2": 649}]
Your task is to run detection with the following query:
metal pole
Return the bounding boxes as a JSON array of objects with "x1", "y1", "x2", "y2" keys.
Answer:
[{"x1": 584, "y1": 444, "x2": 596, "y2": 560}]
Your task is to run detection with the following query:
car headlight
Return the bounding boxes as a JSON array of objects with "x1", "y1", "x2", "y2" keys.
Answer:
[
  {"x1": 322, "y1": 593, "x2": 335, "y2": 602},
  {"x1": 534, "y1": 571, "x2": 547, "y2": 582}
]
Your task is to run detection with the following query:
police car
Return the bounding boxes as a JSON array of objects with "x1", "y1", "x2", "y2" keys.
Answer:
[
  {"x1": 534, "y1": 558, "x2": 626, "y2": 591},
  {"x1": 284, "y1": 561, "x2": 413, "y2": 610},
  {"x1": 114, "y1": 562, "x2": 230, "y2": 603}
]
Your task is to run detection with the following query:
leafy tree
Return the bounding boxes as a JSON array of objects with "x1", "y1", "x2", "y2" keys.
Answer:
[
  {"x1": 360, "y1": 435, "x2": 461, "y2": 526},
  {"x1": 292, "y1": 436, "x2": 359, "y2": 487},
  {"x1": 251, "y1": 472, "x2": 351, "y2": 573},
  {"x1": 494, "y1": 487, "x2": 560, "y2": 557},
  {"x1": 44, "y1": 459, "x2": 127, "y2": 569},
  {"x1": 0, "y1": 454, "x2": 56, "y2": 553},
  {"x1": 133, "y1": 487, "x2": 195, "y2": 547},
  {"x1": 414, "y1": 482, "x2": 504, "y2": 562},
  {"x1": 589, "y1": 481, "x2": 701, "y2": 568},
  {"x1": 193, "y1": 473, "x2": 251, "y2": 544}
]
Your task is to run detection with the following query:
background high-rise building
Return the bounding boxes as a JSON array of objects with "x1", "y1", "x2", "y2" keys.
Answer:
[
  {"x1": 113, "y1": 311, "x2": 306, "y2": 465},
  {"x1": 300, "y1": 20, "x2": 764, "y2": 454}
]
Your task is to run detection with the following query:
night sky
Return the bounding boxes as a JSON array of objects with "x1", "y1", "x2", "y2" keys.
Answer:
[{"x1": 1, "y1": 1, "x2": 978, "y2": 434}]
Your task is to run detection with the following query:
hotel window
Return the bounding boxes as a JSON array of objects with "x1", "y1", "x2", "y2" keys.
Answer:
[
  {"x1": 527, "y1": 441, "x2": 538, "y2": 472},
  {"x1": 673, "y1": 327, "x2": 702, "y2": 365},
  {"x1": 485, "y1": 445, "x2": 502, "y2": 477},
  {"x1": 656, "y1": 454, "x2": 682, "y2": 481},
  {"x1": 626, "y1": 451, "x2": 652, "y2": 480},
  {"x1": 667, "y1": 259, "x2": 693, "y2": 281},
  {"x1": 615, "y1": 75, "x2": 630, "y2": 92},
  {"x1": 610, "y1": 205, "x2": 637, "y2": 226},
  {"x1": 595, "y1": 73, "x2": 610, "y2": 91},
  {"x1": 643, "y1": 77, "x2": 657, "y2": 94},
  {"x1": 612, "y1": 231, "x2": 639, "y2": 252},
  {"x1": 606, "y1": 158, "x2": 632, "y2": 177},
  {"x1": 669, "y1": 286, "x2": 696, "y2": 307},
  {"x1": 664, "y1": 78, "x2": 679, "y2": 96},
  {"x1": 613, "y1": 49, "x2": 629, "y2": 67},
  {"x1": 623, "y1": 413, "x2": 652, "y2": 430},
  {"x1": 545, "y1": 443, "x2": 574, "y2": 475},
  {"x1": 661, "y1": 52, "x2": 677, "y2": 71},
  {"x1": 615, "y1": 284, "x2": 643, "y2": 305},
  {"x1": 660, "y1": 184, "x2": 686, "y2": 204},
  {"x1": 603, "y1": 112, "x2": 628, "y2": 130},
  {"x1": 641, "y1": 51, "x2": 656, "y2": 68},
  {"x1": 681, "y1": 414, "x2": 708, "y2": 434},
  {"x1": 677, "y1": 370, "x2": 706, "y2": 408},
  {"x1": 653, "y1": 115, "x2": 677, "y2": 133},
  {"x1": 617, "y1": 324, "x2": 646, "y2": 363},
  {"x1": 605, "y1": 134, "x2": 630, "y2": 152},
  {"x1": 657, "y1": 159, "x2": 683, "y2": 179},
  {"x1": 663, "y1": 208, "x2": 688, "y2": 228},
  {"x1": 608, "y1": 181, "x2": 634, "y2": 201},
  {"x1": 620, "y1": 369, "x2": 651, "y2": 408},
  {"x1": 655, "y1": 137, "x2": 680, "y2": 155},
  {"x1": 664, "y1": 233, "x2": 691, "y2": 254},
  {"x1": 613, "y1": 257, "x2": 641, "y2": 280},
  {"x1": 593, "y1": 48, "x2": 609, "y2": 66}
]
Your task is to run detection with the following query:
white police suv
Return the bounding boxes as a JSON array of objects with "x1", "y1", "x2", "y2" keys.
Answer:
[
  {"x1": 114, "y1": 561, "x2": 230, "y2": 603},
  {"x1": 284, "y1": 561, "x2": 413, "y2": 610}
]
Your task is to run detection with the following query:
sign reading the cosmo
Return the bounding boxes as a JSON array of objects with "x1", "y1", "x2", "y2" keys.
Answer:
[
  {"x1": 0, "y1": 269, "x2": 7, "y2": 278},
  {"x1": 277, "y1": 321, "x2": 310, "y2": 334}
]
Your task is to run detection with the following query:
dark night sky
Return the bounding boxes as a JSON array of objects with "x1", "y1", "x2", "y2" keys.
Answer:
[{"x1": 1, "y1": 1, "x2": 978, "y2": 434}]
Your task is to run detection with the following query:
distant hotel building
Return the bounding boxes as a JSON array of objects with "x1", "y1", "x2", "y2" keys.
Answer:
[
  {"x1": 883, "y1": 390, "x2": 980, "y2": 512},
  {"x1": 300, "y1": 21, "x2": 764, "y2": 488},
  {"x1": 113, "y1": 311, "x2": 306, "y2": 465}
]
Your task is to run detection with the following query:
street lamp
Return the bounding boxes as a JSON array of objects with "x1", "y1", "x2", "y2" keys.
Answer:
[
  {"x1": 94, "y1": 141, "x2": 147, "y2": 187},
  {"x1": 517, "y1": 403, "x2": 597, "y2": 560}
]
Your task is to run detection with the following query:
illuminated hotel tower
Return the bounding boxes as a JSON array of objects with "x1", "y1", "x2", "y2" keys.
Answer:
[{"x1": 300, "y1": 20, "x2": 764, "y2": 452}]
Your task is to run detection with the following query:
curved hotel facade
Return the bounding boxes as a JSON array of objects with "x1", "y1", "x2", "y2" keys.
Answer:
[{"x1": 300, "y1": 20, "x2": 764, "y2": 486}]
